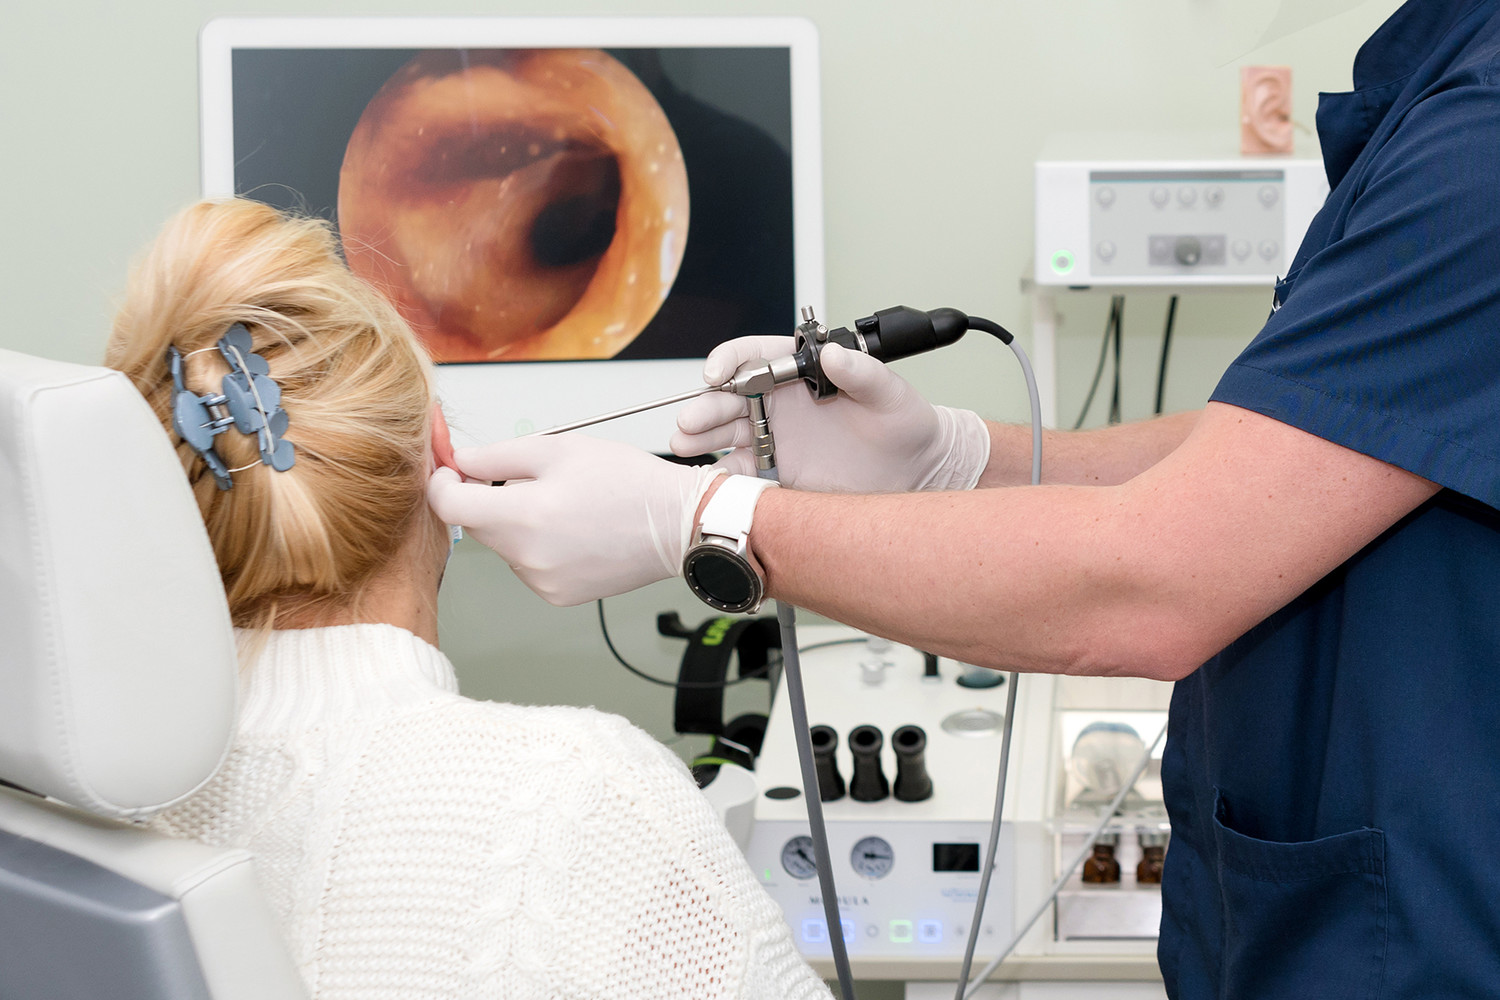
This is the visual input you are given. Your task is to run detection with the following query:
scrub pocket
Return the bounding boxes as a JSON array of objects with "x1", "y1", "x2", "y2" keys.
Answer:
[{"x1": 1212, "y1": 789, "x2": 1387, "y2": 1000}]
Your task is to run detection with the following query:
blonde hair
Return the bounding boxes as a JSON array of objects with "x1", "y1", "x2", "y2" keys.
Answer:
[{"x1": 107, "y1": 198, "x2": 436, "y2": 629}]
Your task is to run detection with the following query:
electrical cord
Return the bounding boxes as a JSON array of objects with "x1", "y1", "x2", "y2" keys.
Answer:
[
  {"x1": 1154, "y1": 296, "x2": 1178, "y2": 416},
  {"x1": 954, "y1": 670, "x2": 1021, "y2": 996},
  {"x1": 755, "y1": 448, "x2": 858, "y2": 1000},
  {"x1": 1109, "y1": 296, "x2": 1124, "y2": 425},
  {"x1": 796, "y1": 637, "x2": 868, "y2": 655},
  {"x1": 1072, "y1": 296, "x2": 1124, "y2": 430},
  {"x1": 961, "y1": 722, "x2": 1169, "y2": 998},
  {"x1": 951, "y1": 322, "x2": 1040, "y2": 999},
  {"x1": 596, "y1": 599, "x2": 766, "y2": 690},
  {"x1": 778, "y1": 599, "x2": 859, "y2": 999},
  {"x1": 598, "y1": 598, "x2": 869, "y2": 691}
]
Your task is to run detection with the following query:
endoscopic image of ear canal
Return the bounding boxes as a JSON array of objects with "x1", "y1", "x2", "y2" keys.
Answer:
[{"x1": 338, "y1": 49, "x2": 691, "y2": 363}]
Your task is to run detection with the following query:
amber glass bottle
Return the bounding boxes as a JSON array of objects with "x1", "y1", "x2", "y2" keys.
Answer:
[
  {"x1": 1081, "y1": 833, "x2": 1122, "y2": 884},
  {"x1": 1137, "y1": 831, "x2": 1169, "y2": 884}
]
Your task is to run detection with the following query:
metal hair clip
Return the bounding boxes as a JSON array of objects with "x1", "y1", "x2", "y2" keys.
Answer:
[{"x1": 167, "y1": 324, "x2": 296, "y2": 490}]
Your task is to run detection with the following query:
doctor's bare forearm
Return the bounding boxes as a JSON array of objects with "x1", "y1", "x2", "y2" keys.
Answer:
[
  {"x1": 749, "y1": 404, "x2": 1436, "y2": 680},
  {"x1": 976, "y1": 409, "x2": 1201, "y2": 488},
  {"x1": 750, "y1": 483, "x2": 1198, "y2": 679}
]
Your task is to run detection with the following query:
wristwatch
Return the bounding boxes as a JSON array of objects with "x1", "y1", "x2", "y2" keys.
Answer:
[{"x1": 682, "y1": 475, "x2": 779, "y2": 614}]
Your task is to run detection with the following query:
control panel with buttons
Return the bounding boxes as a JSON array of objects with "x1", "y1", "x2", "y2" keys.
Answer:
[
  {"x1": 1033, "y1": 135, "x2": 1328, "y2": 287},
  {"x1": 1090, "y1": 169, "x2": 1285, "y2": 280},
  {"x1": 752, "y1": 816, "x2": 1014, "y2": 963}
]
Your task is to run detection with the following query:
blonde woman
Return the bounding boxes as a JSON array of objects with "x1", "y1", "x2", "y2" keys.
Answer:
[{"x1": 108, "y1": 199, "x2": 828, "y2": 1000}]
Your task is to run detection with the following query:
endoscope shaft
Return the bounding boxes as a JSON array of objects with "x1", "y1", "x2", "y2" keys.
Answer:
[{"x1": 528, "y1": 384, "x2": 724, "y2": 436}]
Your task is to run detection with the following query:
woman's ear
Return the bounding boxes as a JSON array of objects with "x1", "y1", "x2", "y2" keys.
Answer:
[{"x1": 431, "y1": 402, "x2": 457, "y2": 472}]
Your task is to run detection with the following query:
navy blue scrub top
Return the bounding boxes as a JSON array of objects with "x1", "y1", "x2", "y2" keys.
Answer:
[{"x1": 1160, "y1": 1, "x2": 1500, "y2": 998}]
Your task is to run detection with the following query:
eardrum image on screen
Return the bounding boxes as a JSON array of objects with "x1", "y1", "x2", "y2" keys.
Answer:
[{"x1": 339, "y1": 49, "x2": 690, "y2": 363}]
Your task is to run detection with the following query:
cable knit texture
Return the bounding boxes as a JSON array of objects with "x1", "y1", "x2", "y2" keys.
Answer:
[{"x1": 149, "y1": 624, "x2": 829, "y2": 1000}]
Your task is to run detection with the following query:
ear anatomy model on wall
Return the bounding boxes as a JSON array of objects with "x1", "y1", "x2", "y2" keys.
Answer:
[{"x1": 1240, "y1": 65, "x2": 1294, "y2": 155}]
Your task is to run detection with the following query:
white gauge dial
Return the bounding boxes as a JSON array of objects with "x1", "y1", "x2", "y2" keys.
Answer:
[
  {"x1": 780, "y1": 835, "x2": 818, "y2": 879},
  {"x1": 850, "y1": 835, "x2": 895, "y2": 880}
]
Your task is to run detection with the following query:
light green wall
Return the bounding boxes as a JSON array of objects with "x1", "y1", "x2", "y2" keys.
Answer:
[{"x1": 2, "y1": 1, "x2": 1401, "y2": 756}]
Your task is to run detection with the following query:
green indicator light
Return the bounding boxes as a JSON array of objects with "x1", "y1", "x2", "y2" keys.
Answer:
[
  {"x1": 1050, "y1": 249, "x2": 1076, "y2": 276},
  {"x1": 889, "y1": 919, "x2": 913, "y2": 944}
]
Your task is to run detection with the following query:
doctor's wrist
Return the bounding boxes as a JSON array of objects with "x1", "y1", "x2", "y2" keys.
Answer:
[
  {"x1": 682, "y1": 474, "x2": 778, "y2": 613},
  {"x1": 693, "y1": 471, "x2": 728, "y2": 524}
]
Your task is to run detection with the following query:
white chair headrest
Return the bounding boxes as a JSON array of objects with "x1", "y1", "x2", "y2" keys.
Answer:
[{"x1": 0, "y1": 350, "x2": 236, "y2": 819}]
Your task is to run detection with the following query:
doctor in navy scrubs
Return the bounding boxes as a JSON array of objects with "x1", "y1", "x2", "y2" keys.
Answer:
[{"x1": 430, "y1": 2, "x2": 1500, "y2": 996}]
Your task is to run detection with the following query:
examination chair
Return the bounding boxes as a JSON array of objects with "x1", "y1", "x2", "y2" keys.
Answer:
[{"x1": 0, "y1": 349, "x2": 306, "y2": 999}]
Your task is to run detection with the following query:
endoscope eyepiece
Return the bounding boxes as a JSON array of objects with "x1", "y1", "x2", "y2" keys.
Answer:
[{"x1": 791, "y1": 305, "x2": 973, "y2": 400}]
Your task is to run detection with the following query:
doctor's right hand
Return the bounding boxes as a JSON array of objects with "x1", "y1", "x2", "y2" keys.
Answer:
[
  {"x1": 427, "y1": 435, "x2": 722, "y2": 606},
  {"x1": 670, "y1": 335, "x2": 990, "y2": 493}
]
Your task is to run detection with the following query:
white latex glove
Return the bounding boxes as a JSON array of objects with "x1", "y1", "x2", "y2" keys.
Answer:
[
  {"x1": 670, "y1": 336, "x2": 990, "y2": 493},
  {"x1": 427, "y1": 434, "x2": 723, "y2": 606}
]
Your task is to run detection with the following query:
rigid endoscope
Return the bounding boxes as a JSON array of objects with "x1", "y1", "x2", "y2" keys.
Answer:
[{"x1": 529, "y1": 305, "x2": 1008, "y2": 437}]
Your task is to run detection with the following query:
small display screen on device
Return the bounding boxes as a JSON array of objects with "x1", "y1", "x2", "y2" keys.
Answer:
[{"x1": 932, "y1": 843, "x2": 981, "y2": 872}]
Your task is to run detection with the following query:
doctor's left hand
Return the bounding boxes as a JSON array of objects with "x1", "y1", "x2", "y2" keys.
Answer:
[{"x1": 427, "y1": 435, "x2": 724, "y2": 606}]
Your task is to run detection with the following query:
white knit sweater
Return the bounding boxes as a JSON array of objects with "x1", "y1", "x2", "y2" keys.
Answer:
[{"x1": 150, "y1": 624, "x2": 830, "y2": 1000}]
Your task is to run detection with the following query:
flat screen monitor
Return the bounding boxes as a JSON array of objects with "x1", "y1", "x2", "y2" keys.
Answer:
[{"x1": 199, "y1": 17, "x2": 824, "y2": 451}]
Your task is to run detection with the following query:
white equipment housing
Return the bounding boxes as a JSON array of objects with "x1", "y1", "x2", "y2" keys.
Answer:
[
  {"x1": 1033, "y1": 132, "x2": 1327, "y2": 287},
  {"x1": 744, "y1": 626, "x2": 1172, "y2": 992}
]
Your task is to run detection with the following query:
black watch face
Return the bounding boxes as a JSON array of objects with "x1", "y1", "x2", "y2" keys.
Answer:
[{"x1": 687, "y1": 549, "x2": 757, "y2": 610}]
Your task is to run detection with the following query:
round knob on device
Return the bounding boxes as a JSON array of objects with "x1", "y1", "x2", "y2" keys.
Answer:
[{"x1": 1174, "y1": 236, "x2": 1202, "y2": 266}]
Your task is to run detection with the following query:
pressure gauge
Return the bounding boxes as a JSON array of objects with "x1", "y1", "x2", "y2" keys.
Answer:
[
  {"x1": 780, "y1": 835, "x2": 819, "y2": 880},
  {"x1": 850, "y1": 836, "x2": 895, "y2": 880}
]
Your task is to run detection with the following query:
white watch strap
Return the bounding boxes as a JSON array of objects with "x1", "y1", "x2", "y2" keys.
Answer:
[{"x1": 699, "y1": 475, "x2": 778, "y2": 540}]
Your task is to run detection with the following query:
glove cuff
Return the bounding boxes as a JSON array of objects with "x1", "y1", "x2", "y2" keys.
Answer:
[
  {"x1": 917, "y1": 407, "x2": 991, "y2": 491},
  {"x1": 673, "y1": 468, "x2": 730, "y2": 573}
]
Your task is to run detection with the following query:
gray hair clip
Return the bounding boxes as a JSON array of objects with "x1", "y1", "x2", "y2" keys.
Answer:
[{"x1": 168, "y1": 324, "x2": 296, "y2": 490}]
